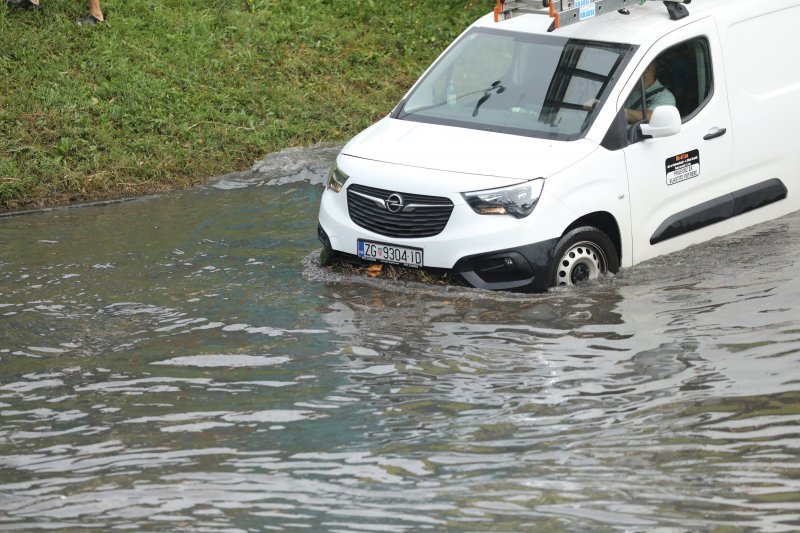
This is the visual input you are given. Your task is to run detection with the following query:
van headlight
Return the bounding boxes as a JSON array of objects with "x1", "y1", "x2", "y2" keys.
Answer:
[
  {"x1": 462, "y1": 179, "x2": 544, "y2": 219},
  {"x1": 327, "y1": 163, "x2": 349, "y2": 193}
]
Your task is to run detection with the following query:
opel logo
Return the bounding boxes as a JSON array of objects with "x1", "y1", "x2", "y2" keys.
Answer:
[{"x1": 386, "y1": 193, "x2": 404, "y2": 213}]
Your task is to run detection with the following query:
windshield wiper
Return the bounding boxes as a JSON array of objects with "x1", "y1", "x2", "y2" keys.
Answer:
[
  {"x1": 397, "y1": 80, "x2": 507, "y2": 119},
  {"x1": 472, "y1": 80, "x2": 506, "y2": 117}
]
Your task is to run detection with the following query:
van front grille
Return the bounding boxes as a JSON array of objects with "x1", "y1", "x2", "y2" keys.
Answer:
[{"x1": 347, "y1": 184, "x2": 454, "y2": 238}]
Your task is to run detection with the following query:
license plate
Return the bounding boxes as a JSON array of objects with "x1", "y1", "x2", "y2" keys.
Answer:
[{"x1": 357, "y1": 240, "x2": 423, "y2": 268}]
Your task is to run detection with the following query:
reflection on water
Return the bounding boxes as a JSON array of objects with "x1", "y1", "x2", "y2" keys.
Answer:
[{"x1": 1, "y1": 145, "x2": 799, "y2": 531}]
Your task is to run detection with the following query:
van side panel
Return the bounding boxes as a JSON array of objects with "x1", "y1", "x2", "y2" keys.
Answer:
[{"x1": 722, "y1": 5, "x2": 800, "y2": 182}]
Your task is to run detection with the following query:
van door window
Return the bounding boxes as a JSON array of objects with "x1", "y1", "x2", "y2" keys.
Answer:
[{"x1": 625, "y1": 37, "x2": 713, "y2": 129}]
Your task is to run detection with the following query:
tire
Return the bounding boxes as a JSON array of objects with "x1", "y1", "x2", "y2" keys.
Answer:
[{"x1": 550, "y1": 226, "x2": 619, "y2": 288}]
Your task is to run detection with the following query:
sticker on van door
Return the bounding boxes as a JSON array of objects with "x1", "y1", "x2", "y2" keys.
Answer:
[{"x1": 666, "y1": 150, "x2": 700, "y2": 186}]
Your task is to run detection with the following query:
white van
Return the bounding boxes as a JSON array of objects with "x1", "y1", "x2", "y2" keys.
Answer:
[{"x1": 317, "y1": 0, "x2": 800, "y2": 292}]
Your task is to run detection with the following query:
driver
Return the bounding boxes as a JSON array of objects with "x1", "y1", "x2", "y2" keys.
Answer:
[{"x1": 623, "y1": 60, "x2": 676, "y2": 123}]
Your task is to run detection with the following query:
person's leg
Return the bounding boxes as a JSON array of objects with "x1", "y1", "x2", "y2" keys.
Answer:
[
  {"x1": 75, "y1": 0, "x2": 103, "y2": 24},
  {"x1": 88, "y1": 0, "x2": 103, "y2": 21}
]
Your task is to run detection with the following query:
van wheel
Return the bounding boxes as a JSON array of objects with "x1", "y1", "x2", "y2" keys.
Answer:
[{"x1": 550, "y1": 226, "x2": 619, "y2": 288}]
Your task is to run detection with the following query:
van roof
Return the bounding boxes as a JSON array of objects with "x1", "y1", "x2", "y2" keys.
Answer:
[{"x1": 474, "y1": 0, "x2": 724, "y2": 46}]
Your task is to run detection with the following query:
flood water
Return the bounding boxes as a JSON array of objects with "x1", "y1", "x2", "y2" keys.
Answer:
[{"x1": 1, "y1": 145, "x2": 799, "y2": 532}]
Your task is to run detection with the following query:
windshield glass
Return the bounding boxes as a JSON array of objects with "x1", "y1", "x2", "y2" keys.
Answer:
[{"x1": 395, "y1": 28, "x2": 635, "y2": 140}]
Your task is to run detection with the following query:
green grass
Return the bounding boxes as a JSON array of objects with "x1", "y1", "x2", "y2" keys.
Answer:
[{"x1": 0, "y1": 0, "x2": 488, "y2": 210}]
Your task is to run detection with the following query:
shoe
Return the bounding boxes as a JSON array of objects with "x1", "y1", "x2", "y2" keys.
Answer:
[
  {"x1": 75, "y1": 14, "x2": 103, "y2": 25},
  {"x1": 6, "y1": 0, "x2": 42, "y2": 10}
]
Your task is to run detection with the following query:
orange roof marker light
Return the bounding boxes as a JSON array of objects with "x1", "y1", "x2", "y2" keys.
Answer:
[
  {"x1": 550, "y1": 0, "x2": 560, "y2": 30},
  {"x1": 494, "y1": 1, "x2": 691, "y2": 32}
]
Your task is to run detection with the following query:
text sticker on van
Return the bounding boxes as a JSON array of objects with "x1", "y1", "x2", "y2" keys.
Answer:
[
  {"x1": 574, "y1": 0, "x2": 596, "y2": 20},
  {"x1": 666, "y1": 150, "x2": 700, "y2": 186},
  {"x1": 579, "y1": 5, "x2": 597, "y2": 21}
]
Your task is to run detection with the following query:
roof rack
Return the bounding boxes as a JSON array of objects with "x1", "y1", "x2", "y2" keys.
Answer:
[{"x1": 494, "y1": 0, "x2": 691, "y2": 32}]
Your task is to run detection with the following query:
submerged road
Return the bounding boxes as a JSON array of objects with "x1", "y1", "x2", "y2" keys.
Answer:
[{"x1": 1, "y1": 145, "x2": 799, "y2": 531}]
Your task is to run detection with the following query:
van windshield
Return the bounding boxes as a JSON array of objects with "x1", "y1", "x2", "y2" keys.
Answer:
[{"x1": 395, "y1": 28, "x2": 635, "y2": 140}]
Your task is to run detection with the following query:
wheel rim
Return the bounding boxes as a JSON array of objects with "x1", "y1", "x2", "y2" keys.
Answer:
[{"x1": 556, "y1": 241, "x2": 608, "y2": 287}]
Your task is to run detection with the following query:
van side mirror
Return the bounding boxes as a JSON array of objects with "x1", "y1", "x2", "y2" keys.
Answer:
[{"x1": 639, "y1": 105, "x2": 682, "y2": 139}]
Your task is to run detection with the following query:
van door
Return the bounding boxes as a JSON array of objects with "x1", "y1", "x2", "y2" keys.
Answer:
[{"x1": 622, "y1": 19, "x2": 733, "y2": 265}]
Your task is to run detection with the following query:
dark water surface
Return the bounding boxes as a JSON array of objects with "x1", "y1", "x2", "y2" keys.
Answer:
[{"x1": 1, "y1": 146, "x2": 799, "y2": 531}]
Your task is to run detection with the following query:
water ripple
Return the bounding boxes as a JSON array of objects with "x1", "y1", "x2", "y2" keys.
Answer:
[{"x1": 1, "y1": 147, "x2": 799, "y2": 530}]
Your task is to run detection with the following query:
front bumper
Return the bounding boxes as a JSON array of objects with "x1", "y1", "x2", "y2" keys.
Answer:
[
  {"x1": 318, "y1": 223, "x2": 558, "y2": 293},
  {"x1": 452, "y1": 238, "x2": 558, "y2": 292}
]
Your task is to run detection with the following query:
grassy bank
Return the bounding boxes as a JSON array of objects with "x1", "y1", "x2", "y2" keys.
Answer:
[{"x1": 0, "y1": 0, "x2": 488, "y2": 210}]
